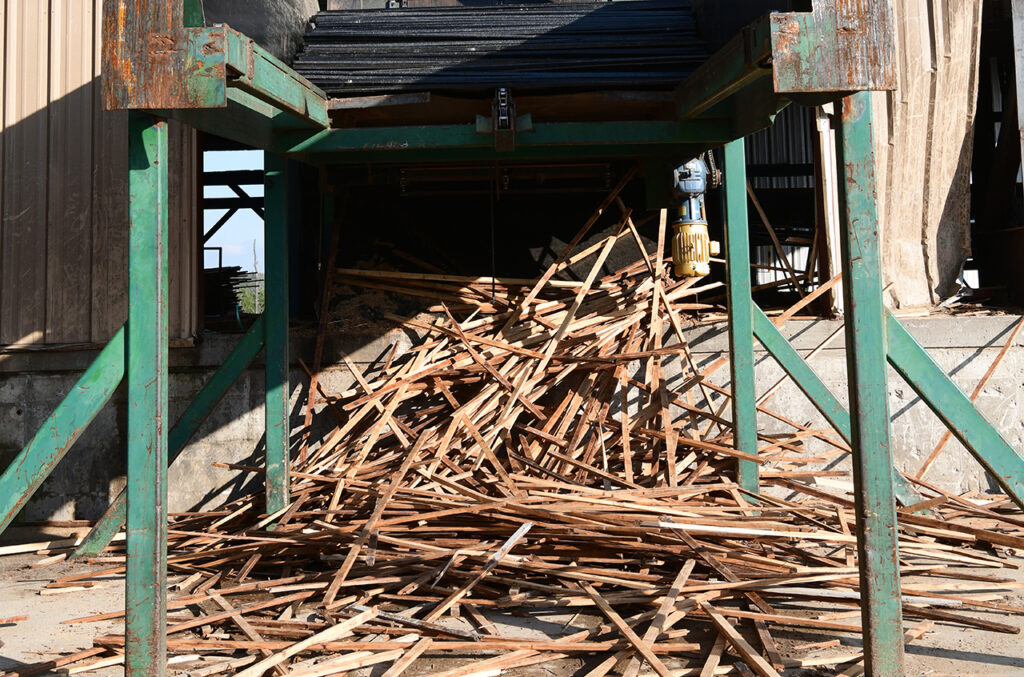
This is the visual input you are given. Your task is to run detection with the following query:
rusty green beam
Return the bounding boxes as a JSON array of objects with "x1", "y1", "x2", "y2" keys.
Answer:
[
  {"x1": 224, "y1": 28, "x2": 329, "y2": 128},
  {"x1": 264, "y1": 154, "x2": 291, "y2": 515},
  {"x1": 103, "y1": 0, "x2": 327, "y2": 129},
  {"x1": 770, "y1": 1, "x2": 897, "y2": 93},
  {"x1": 836, "y1": 92, "x2": 904, "y2": 677},
  {"x1": 125, "y1": 112, "x2": 170, "y2": 677},
  {"x1": 0, "y1": 328, "x2": 125, "y2": 536},
  {"x1": 73, "y1": 316, "x2": 267, "y2": 559}
]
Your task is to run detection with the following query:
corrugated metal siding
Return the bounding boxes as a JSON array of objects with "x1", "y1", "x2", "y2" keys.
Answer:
[
  {"x1": 0, "y1": 0, "x2": 198, "y2": 346},
  {"x1": 746, "y1": 105, "x2": 815, "y2": 191}
]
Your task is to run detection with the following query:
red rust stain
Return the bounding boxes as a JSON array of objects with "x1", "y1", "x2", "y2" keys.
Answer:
[
  {"x1": 774, "y1": 21, "x2": 800, "y2": 57},
  {"x1": 148, "y1": 33, "x2": 175, "y2": 55},
  {"x1": 110, "y1": 1, "x2": 135, "y2": 99}
]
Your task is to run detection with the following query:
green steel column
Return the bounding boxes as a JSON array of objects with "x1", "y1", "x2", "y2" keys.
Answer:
[
  {"x1": 722, "y1": 139, "x2": 759, "y2": 493},
  {"x1": 125, "y1": 112, "x2": 170, "y2": 677},
  {"x1": 835, "y1": 93, "x2": 904, "y2": 677},
  {"x1": 264, "y1": 154, "x2": 291, "y2": 514}
]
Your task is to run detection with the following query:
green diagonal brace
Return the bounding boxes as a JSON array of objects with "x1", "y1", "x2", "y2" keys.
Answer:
[
  {"x1": 751, "y1": 307, "x2": 921, "y2": 507},
  {"x1": 73, "y1": 315, "x2": 266, "y2": 559},
  {"x1": 0, "y1": 327, "x2": 126, "y2": 535},
  {"x1": 885, "y1": 311, "x2": 1024, "y2": 510}
]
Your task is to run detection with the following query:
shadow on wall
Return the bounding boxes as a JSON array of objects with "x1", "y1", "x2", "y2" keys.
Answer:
[{"x1": 0, "y1": 78, "x2": 197, "y2": 349}]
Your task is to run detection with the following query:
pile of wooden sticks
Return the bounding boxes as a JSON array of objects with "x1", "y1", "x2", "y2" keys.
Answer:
[{"x1": 12, "y1": 186, "x2": 1024, "y2": 677}]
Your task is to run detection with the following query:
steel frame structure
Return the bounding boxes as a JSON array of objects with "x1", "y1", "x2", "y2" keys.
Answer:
[{"x1": 1, "y1": 1, "x2": 1023, "y2": 675}]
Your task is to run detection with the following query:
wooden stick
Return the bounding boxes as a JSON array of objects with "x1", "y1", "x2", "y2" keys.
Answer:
[
  {"x1": 698, "y1": 602, "x2": 782, "y2": 677},
  {"x1": 423, "y1": 522, "x2": 532, "y2": 622},
  {"x1": 235, "y1": 607, "x2": 378, "y2": 677},
  {"x1": 581, "y1": 583, "x2": 675, "y2": 677},
  {"x1": 746, "y1": 182, "x2": 805, "y2": 298},
  {"x1": 698, "y1": 633, "x2": 727, "y2": 677},
  {"x1": 380, "y1": 638, "x2": 433, "y2": 677}
]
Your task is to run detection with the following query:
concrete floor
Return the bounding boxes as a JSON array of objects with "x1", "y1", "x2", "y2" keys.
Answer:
[{"x1": 2, "y1": 528, "x2": 1024, "y2": 676}]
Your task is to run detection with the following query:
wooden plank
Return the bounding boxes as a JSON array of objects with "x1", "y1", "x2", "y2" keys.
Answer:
[
  {"x1": 621, "y1": 559, "x2": 696, "y2": 677},
  {"x1": 234, "y1": 607, "x2": 378, "y2": 677},
  {"x1": 698, "y1": 602, "x2": 781, "y2": 677},
  {"x1": 423, "y1": 522, "x2": 532, "y2": 622},
  {"x1": 581, "y1": 583, "x2": 674, "y2": 677},
  {"x1": 380, "y1": 637, "x2": 433, "y2": 677},
  {"x1": 209, "y1": 594, "x2": 289, "y2": 677},
  {"x1": 1, "y1": 0, "x2": 49, "y2": 344},
  {"x1": 698, "y1": 633, "x2": 726, "y2": 677}
]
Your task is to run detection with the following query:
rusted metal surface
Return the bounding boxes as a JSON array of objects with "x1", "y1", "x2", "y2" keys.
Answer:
[
  {"x1": 125, "y1": 111, "x2": 170, "y2": 677},
  {"x1": 103, "y1": 0, "x2": 227, "y2": 110},
  {"x1": 102, "y1": 1, "x2": 328, "y2": 127},
  {"x1": 836, "y1": 92, "x2": 904, "y2": 677},
  {"x1": 771, "y1": 0, "x2": 898, "y2": 93}
]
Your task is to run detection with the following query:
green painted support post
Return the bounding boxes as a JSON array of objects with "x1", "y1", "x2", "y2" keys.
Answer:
[
  {"x1": 264, "y1": 154, "x2": 291, "y2": 514},
  {"x1": 836, "y1": 93, "x2": 904, "y2": 676},
  {"x1": 125, "y1": 112, "x2": 170, "y2": 677},
  {"x1": 0, "y1": 328, "x2": 125, "y2": 535},
  {"x1": 73, "y1": 317, "x2": 266, "y2": 559},
  {"x1": 885, "y1": 312, "x2": 1024, "y2": 510},
  {"x1": 722, "y1": 139, "x2": 759, "y2": 493}
]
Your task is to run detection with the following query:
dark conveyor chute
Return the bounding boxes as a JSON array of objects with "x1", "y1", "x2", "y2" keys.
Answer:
[{"x1": 292, "y1": 1, "x2": 709, "y2": 97}]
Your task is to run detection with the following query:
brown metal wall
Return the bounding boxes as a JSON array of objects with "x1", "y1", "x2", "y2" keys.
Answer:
[{"x1": 0, "y1": 0, "x2": 198, "y2": 346}]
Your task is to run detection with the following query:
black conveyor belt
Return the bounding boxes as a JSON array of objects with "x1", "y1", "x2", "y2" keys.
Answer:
[{"x1": 293, "y1": 1, "x2": 708, "y2": 97}]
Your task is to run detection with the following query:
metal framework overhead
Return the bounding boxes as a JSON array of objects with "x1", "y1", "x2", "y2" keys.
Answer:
[{"x1": 0, "y1": 1, "x2": 1022, "y2": 676}]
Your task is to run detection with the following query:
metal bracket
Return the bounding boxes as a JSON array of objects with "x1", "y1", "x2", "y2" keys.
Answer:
[{"x1": 475, "y1": 88, "x2": 534, "y2": 152}]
